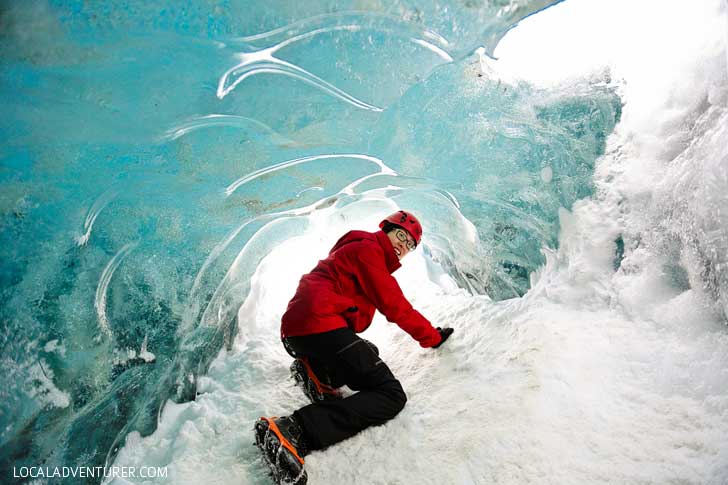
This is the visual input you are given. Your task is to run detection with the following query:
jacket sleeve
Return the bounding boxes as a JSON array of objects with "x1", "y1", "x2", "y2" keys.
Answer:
[{"x1": 353, "y1": 245, "x2": 442, "y2": 348}]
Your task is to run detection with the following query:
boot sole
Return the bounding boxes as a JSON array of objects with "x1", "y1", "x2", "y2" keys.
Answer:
[{"x1": 254, "y1": 417, "x2": 307, "y2": 485}]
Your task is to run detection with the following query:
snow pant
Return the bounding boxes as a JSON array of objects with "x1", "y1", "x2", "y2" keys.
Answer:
[{"x1": 282, "y1": 327, "x2": 407, "y2": 452}]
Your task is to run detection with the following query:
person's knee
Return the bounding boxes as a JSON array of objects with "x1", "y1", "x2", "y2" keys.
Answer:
[
  {"x1": 392, "y1": 388, "x2": 407, "y2": 415},
  {"x1": 382, "y1": 380, "x2": 407, "y2": 417}
]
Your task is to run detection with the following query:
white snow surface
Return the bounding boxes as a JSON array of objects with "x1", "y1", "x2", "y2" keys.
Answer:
[{"x1": 108, "y1": 0, "x2": 728, "y2": 483}]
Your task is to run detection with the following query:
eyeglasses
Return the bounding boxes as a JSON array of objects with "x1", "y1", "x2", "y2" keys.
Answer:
[{"x1": 395, "y1": 229, "x2": 416, "y2": 251}]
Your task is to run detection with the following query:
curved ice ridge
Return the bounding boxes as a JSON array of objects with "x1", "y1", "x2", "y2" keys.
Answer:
[
  {"x1": 76, "y1": 189, "x2": 118, "y2": 246},
  {"x1": 95, "y1": 243, "x2": 137, "y2": 338},
  {"x1": 235, "y1": 11, "x2": 450, "y2": 49},
  {"x1": 218, "y1": 12, "x2": 453, "y2": 109},
  {"x1": 163, "y1": 114, "x2": 297, "y2": 146},
  {"x1": 225, "y1": 153, "x2": 396, "y2": 196}
]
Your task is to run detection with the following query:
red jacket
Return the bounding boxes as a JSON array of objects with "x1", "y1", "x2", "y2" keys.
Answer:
[{"x1": 281, "y1": 229, "x2": 442, "y2": 348}]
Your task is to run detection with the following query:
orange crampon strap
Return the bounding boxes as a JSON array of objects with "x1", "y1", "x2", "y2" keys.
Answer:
[
  {"x1": 261, "y1": 417, "x2": 305, "y2": 465},
  {"x1": 299, "y1": 357, "x2": 338, "y2": 395}
]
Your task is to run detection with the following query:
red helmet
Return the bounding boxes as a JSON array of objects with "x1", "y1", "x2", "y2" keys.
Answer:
[{"x1": 379, "y1": 210, "x2": 423, "y2": 245}]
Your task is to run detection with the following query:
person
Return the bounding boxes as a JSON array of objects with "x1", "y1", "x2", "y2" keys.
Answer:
[{"x1": 254, "y1": 210, "x2": 454, "y2": 485}]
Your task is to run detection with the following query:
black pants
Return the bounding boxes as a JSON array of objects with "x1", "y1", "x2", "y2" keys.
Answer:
[{"x1": 283, "y1": 328, "x2": 407, "y2": 452}]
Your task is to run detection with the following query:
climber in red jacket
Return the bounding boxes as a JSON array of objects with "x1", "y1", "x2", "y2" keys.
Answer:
[{"x1": 255, "y1": 210, "x2": 454, "y2": 485}]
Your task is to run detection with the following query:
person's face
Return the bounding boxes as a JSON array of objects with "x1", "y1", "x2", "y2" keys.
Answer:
[{"x1": 387, "y1": 228, "x2": 417, "y2": 260}]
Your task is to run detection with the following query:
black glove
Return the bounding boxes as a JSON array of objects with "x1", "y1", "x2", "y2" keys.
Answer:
[{"x1": 432, "y1": 327, "x2": 454, "y2": 349}]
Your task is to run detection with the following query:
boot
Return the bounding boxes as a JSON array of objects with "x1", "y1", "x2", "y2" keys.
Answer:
[
  {"x1": 254, "y1": 415, "x2": 308, "y2": 485},
  {"x1": 290, "y1": 357, "x2": 342, "y2": 403}
]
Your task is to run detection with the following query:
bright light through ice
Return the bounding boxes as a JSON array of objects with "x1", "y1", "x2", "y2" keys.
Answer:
[{"x1": 495, "y1": 0, "x2": 727, "y2": 92}]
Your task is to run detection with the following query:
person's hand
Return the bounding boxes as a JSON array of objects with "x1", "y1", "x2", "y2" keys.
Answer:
[{"x1": 432, "y1": 327, "x2": 454, "y2": 349}]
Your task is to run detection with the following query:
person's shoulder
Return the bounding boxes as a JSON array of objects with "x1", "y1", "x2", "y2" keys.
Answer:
[
  {"x1": 345, "y1": 229, "x2": 376, "y2": 240},
  {"x1": 334, "y1": 230, "x2": 382, "y2": 256},
  {"x1": 332, "y1": 230, "x2": 374, "y2": 245}
]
